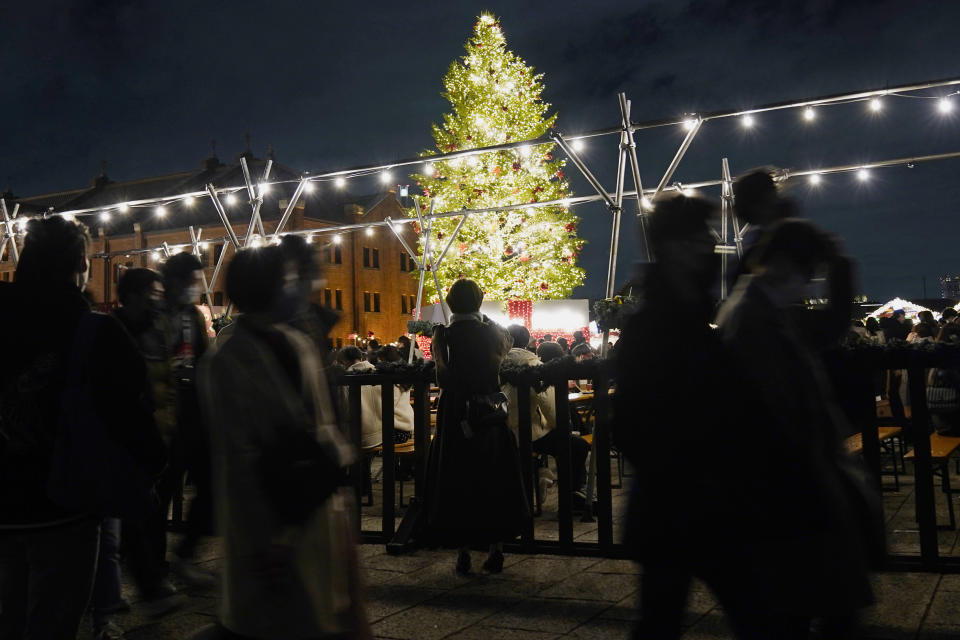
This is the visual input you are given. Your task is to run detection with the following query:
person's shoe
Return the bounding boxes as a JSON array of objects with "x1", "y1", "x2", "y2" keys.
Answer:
[
  {"x1": 455, "y1": 550, "x2": 471, "y2": 575},
  {"x1": 171, "y1": 558, "x2": 218, "y2": 589},
  {"x1": 481, "y1": 550, "x2": 504, "y2": 574},
  {"x1": 94, "y1": 621, "x2": 125, "y2": 640}
]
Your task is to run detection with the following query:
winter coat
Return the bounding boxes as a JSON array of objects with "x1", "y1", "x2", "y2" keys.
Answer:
[
  {"x1": 0, "y1": 282, "x2": 165, "y2": 528},
  {"x1": 500, "y1": 347, "x2": 556, "y2": 442},
  {"x1": 198, "y1": 318, "x2": 358, "y2": 638}
]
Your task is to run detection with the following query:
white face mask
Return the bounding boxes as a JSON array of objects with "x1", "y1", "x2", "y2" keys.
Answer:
[{"x1": 179, "y1": 285, "x2": 203, "y2": 304}]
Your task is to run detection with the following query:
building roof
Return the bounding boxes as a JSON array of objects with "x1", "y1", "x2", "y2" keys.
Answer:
[{"x1": 8, "y1": 152, "x2": 399, "y2": 238}]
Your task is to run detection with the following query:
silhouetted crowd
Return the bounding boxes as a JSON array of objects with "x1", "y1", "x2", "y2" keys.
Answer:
[{"x1": 0, "y1": 168, "x2": 898, "y2": 640}]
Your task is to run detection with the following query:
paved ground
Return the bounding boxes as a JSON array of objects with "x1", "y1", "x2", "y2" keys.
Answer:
[
  {"x1": 75, "y1": 446, "x2": 960, "y2": 638},
  {"x1": 77, "y1": 541, "x2": 960, "y2": 640}
]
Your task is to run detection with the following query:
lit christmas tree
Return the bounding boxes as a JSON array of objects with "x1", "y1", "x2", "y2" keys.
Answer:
[{"x1": 410, "y1": 13, "x2": 585, "y2": 303}]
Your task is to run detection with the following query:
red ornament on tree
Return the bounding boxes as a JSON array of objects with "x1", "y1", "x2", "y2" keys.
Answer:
[
  {"x1": 564, "y1": 222, "x2": 576, "y2": 232},
  {"x1": 520, "y1": 255, "x2": 530, "y2": 262},
  {"x1": 539, "y1": 282, "x2": 549, "y2": 291},
  {"x1": 504, "y1": 246, "x2": 514, "y2": 256}
]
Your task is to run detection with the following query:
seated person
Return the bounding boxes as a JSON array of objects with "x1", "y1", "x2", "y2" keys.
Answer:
[
  {"x1": 338, "y1": 346, "x2": 414, "y2": 447},
  {"x1": 503, "y1": 325, "x2": 590, "y2": 504}
]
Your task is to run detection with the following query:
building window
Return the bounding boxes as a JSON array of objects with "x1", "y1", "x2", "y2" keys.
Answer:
[
  {"x1": 335, "y1": 289, "x2": 342, "y2": 310},
  {"x1": 372, "y1": 248, "x2": 379, "y2": 269},
  {"x1": 334, "y1": 245, "x2": 342, "y2": 264},
  {"x1": 363, "y1": 292, "x2": 371, "y2": 312},
  {"x1": 324, "y1": 288, "x2": 332, "y2": 307},
  {"x1": 400, "y1": 252, "x2": 407, "y2": 271},
  {"x1": 363, "y1": 247, "x2": 380, "y2": 269},
  {"x1": 214, "y1": 292, "x2": 224, "y2": 306},
  {"x1": 401, "y1": 296, "x2": 407, "y2": 314},
  {"x1": 363, "y1": 247, "x2": 370, "y2": 268},
  {"x1": 409, "y1": 295, "x2": 416, "y2": 312},
  {"x1": 374, "y1": 293, "x2": 381, "y2": 312}
]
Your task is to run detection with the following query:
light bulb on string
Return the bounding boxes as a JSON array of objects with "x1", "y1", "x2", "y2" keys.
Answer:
[
  {"x1": 424, "y1": 162, "x2": 435, "y2": 176},
  {"x1": 303, "y1": 181, "x2": 315, "y2": 193},
  {"x1": 938, "y1": 97, "x2": 954, "y2": 114},
  {"x1": 119, "y1": 203, "x2": 130, "y2": 213},
  {"x1": 156, "y1": 206, "x2": 167, "y2": 218},
  {"x1": 200, "y1": 242, "x2": 209, "y2": 251},
  {"x1": 259, "y1": 183, "x2": 270, "y2": 195},
  {"x1": 380, "y1": 172, "x2": 392, "y2": 184},
  {"x1": 857, "y1": 168, "x2": 870, "y2": 182},
  {"x1": 305, "y1": 234, "x2": 314, "y2": 244},
  {"x1": 741, "y1": 114, "x2": 755, "y2": 128},
  {"x1": 335, "y1": 177, "x2": 346, "y2": 188},
  {"x1": 225, "y1": 193, "x2": 238, "y2": 206},
  {"x1": 682, "y1": 118, "x2": 697, "y2": 131},
  {"x1": 100, "y1": 212, "x2": 111, "y2": 223},
  {"x1": 808, "y1": 174, "x2": 822, "y2": 185},
  {"x1": 803, "y1": 107, "x2": 816, "y2": 121},
  {"x1": 333, "y1": 235, "x2": 342, "y2": 244},
  {"x1": 571, "y1": 139, "x2": 585, "y2": 152},
  {"x1": 184, "y1": 196, "x2": 195, "y2": 207},
  {"x1": 365, "y1": 227, "x2": 374, "y2": 237},
  {"x1": 869, "y1": 98, "x2": 883, "y2": 112},
  {"x1": 61, "y1": 213, "x2": 75, "y2": 222},
  {"x1": 641, "y1": 197, "x2": 653, "y2": 209}
]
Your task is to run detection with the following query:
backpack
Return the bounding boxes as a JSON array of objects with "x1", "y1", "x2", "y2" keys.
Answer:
[{"x1": 46, "y1": 312, "x2": 156, "y2": 518}]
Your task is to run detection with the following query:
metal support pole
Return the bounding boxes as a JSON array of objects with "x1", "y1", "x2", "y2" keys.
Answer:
[
  {"x1": 208, "y1": 241, "x2": 230, "y2": 305},
  {"x1": 410, "y1": 199, "x2": 434, "y2": 362},
  {"x1": 206, "y1": 184, "x2": 241, "y2": 249},
  {"x1": 722, "y1": 158, "x2": 743, "y2": 257},
  {"x1": 549, "y1": 131, "x2": 619, "y2": 210},
  {"x1": 273, "y1": 178, "x2": 307, "y2": 240},
  {"x1": 188, "y1": 226, "x2": 214, "y2": 309},
  {"x1": 720, "y1": 161, "x2": 731, "y2": 300},
  {"x1": 241, "y1": 157, "x2": 270, "y2": 245},
  {"x1": 433, "y1": 214, "x2": 469, "y2": 268},
  {"x1": 384, "y1": 217, "x2": 421, "y2": 270},
  {"x1": 1, "y1": 199, "x2": 20, "y2": 265},
  {"x1": 653, "y1": 117, "x2": 704, "y2": 200},
  {"x1": 620, "y1": 93, "x2": 651, "y2": 262}
]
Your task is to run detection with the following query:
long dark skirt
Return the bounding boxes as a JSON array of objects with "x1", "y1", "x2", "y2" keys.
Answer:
[{"x1": 420, "y1": 390, "x2": 530, "y2": 547}]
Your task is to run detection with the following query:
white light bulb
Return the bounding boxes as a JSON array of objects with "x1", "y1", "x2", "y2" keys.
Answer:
[
  {"x1": 100, "y1": 212, "x2": 110, "y2": 222},
  {"x1": 184, "y1": 196, "x2": 195, "y2": 207},
  {"x1": 571, "y1": 139, "x2": 585, "y2": 152},
  {"x1": 303, "y1": 181, "x2": 315, "y2": 193},
  {"x1": 939, "y1": 97, "x2": 953, "y2": 114},
  {"x1": 335, "y1": 177, "x2": 346, "y2": 188},
  {"x1": 380, "y1": 172, "x2": 392, "y2": 184},
  {"x1": 333, "y1": 235, "x2": 342, "y2": 244},
  {"x1": 682, "y1": 188, "x2": 695, "y2": 198},
  {"x1": 869, "y1": 98, "x2": 882, "y2": 112},
  {"x1": 425, "y1": 162, "x2": 435, "y2": 176},
  {"x1": 857, "y1": 168, "x2": 870, "y2": 181},
  {"x1": 259, "y1": 183, "x2": 270, "y2": 195},
  {"x1": 640, "y1": 197, "x2": 653, "y2": 209},
  {"x1": 682, "y1": 118, "x2": 697, "y2": 131},
  {"x1": 808, "y1": 174, "x2": 821, "y2": 185},
  {"x1": 61, "y1": 213, "x2": 75, "y2": 222},
  {"x1": 17, "y1": 218, "x2": 28, "y2": 229},
  {"x1": 365, "y1": 228, "x2": 374, "y2": 237},
  {"x1": 200, "y1": 242, "x2": 209, "y2": 250},
  {"x1": 119, "y1": 203, "x2": 130, "y2": 213},
  {"x1": 305, "y1": 234, "x2": 313, "y2": 244},
  {"x1": 156, "y1": 206, "x2": 167, "y2": 217},
  {"x1": 225, "y1": 193, "x2": 237, "y2": 206},
  {"x1": 150, "y1": 252, "x2": 160, "y2": 261},
  {"x1": 741, "y1": 114, "x2": 755, "y2": 128},
  {"x1": 803, "y1": 107, "x2": 816, "y2": 121}
]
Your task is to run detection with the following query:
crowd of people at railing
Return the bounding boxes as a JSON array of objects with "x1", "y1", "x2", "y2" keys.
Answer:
[{"x1": 3, "y1": 166, "x2": 948, "y2": 639}]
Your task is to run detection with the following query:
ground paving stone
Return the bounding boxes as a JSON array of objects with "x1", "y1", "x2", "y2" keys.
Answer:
[
  {"x1": 584, "y1": 558, "x2": 642, "y2": 575},
  {"x1": 446, "y1": 626, "x2": 561, "y2": 640},
  {"x1": 564, "y1": 615, "x2": 635, "y2": 638},
  {"x1": 369, "y1": 599, "x2": 495, "y2": 640},
  {"x1": 537, "y1": 571, "x2": 636, "y2": 602},
  {"x1": 859, "y1": 572, "x2": 940, "y2": 638},
  {"x1": 493, "y1": 556, "x2": 603, "y2": 585},
  {"x1": 482, "y1": 597, "x2": 610, "y2": 634}
]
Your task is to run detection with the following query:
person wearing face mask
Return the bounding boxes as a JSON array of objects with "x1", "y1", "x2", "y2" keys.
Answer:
[
  {"x1": 194, "y1": 246, "x2": 369, "y2": 640},
  {"x1": 159, "y1": 253, "x2": 217, "y2": 587},
  {"x1": 716, "y1": 219, "x2": 875, "y2": 638},
  {"x1": 0, "y1": 217, "x2": 165, "y2": 639}
]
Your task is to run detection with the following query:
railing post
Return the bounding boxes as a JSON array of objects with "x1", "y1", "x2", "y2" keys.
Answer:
[
  {"x1": 381, "y1": 382, "x2": 396, "y2": 540},
  {"x1": 592, "y1": 367, "x2": 614, "y2": 552},
  {"x1": 908, "y1": 366, "x2": 939, "y2": 569},
  {"x1": 349, "y1": 383, "x2": 363, "y2": 534},
  {"x1": 412, "y1": 376, "x2": 429, "y2": 500},
  {"x1": 517, "y1": 383, "x2": 535, "y2": 546},
  {"x1": 554, "y1": 380, "x2": 574, "y2": 549}
]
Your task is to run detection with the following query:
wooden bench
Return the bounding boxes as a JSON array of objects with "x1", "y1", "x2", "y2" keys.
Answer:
[
  {"x1": 845, "y1": 426, "x2": 905, "y2": 491},
  {"x1": 361, "y1": 440, "x2": 417, "y2": 507},
  {"x1": 905, "y1": 434, "x2": 960, "y2": 529}
]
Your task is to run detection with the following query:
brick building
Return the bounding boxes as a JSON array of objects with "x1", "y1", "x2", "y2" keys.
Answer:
[{"x1": 0, "y1": 150, "x2": 421, "y2": 345}]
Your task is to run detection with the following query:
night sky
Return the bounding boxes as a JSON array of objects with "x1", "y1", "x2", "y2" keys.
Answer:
[{"x1": 3, "y1": 1, "x2": 959, "y2": 302}]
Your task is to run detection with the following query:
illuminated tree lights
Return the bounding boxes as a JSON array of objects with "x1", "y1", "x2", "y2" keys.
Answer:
[{"x1": 409, "y1": 14, "x2": 585, "y2": 302}]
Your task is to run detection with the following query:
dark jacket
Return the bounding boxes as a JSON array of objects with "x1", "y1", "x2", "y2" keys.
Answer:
[{"x1": 0, "y1": 281, "x2": 166, "y2": 528}]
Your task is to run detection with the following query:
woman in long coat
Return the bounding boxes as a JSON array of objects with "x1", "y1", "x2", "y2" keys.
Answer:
[{"x1": 422, "y1": 279, "x2": 529, "y2": 574}]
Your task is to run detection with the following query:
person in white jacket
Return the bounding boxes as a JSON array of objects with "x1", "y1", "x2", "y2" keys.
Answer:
[
  {"x1": 338, "y1": 346, "x2": 414, "y2": 448},
  {"x1": 501, "y1": 325, "x2": 590, "y2": 506}
]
